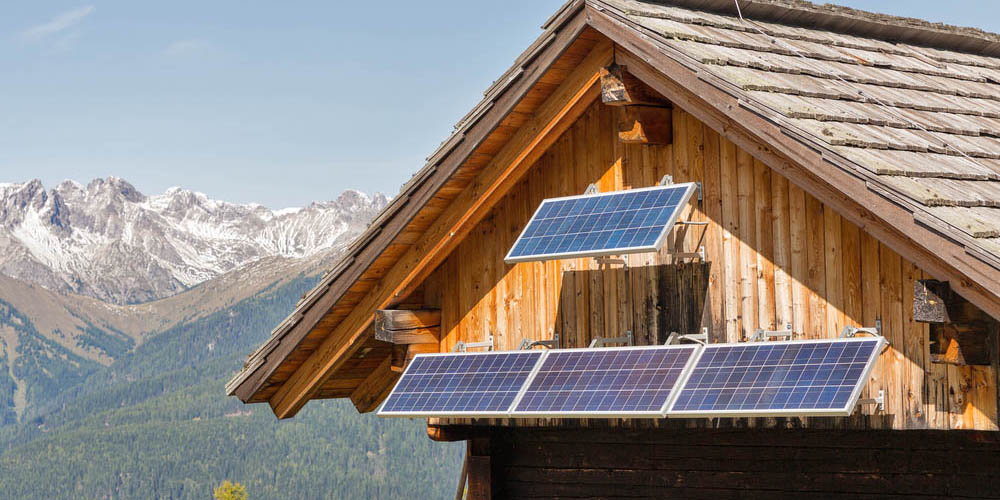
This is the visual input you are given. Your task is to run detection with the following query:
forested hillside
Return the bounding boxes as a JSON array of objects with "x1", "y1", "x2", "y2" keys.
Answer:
[{"x1": 0, "y1": 273, "x2": 463, "y2": 499}]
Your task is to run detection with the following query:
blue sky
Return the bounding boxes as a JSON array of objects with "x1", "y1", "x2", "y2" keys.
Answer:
[{"x1": 1, "y1": 1, "x2": 998, "y2": 208}]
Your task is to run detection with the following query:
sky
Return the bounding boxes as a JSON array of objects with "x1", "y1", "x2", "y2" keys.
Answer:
[{"x1": 1, "y1": 1, "x2": 998, "y2": 209}]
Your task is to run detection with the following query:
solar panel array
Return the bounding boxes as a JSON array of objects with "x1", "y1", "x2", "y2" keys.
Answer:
[
  {"x1": 669, "y1": 338, "x2": 884, "y2": 417},
  {"x1": 504, "y1": 183, "x2": 697, "y2": 264},
  {"x1": 511, "y1": 346, "x2": 697, "y2": 417},
  {"x1": 378, "y1": 338, "x2": 884, "y2": 419},
  {"x1": 377, "y1": 351, "x2": 542, "y2": 417}
]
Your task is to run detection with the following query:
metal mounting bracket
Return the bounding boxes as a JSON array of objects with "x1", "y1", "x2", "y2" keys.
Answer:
[
  {"x1": 518, "y1": 333, "x2": 560, "y2": 350},
  {"x1": 751, "y1": 324, "x2": 794, "y2": 342},
  {"x1": 589, "y1": 331, "x2": 633, "y2": 348},
  {"x1": 584, "y1": 183, "x2": 599, "y2": 195},
  {"x1": 695, "y1": 181, "x2": 703, "y2": 201},
  {"x1": 671, "y1": 245, "x2": 705, "y2": 261},
  {"x1": 839, "y1": 319, "x2": 885, "y2": 343},
  {"x1": 658, "y1": 175, "x2": 673, "y2": 186},
  {"x1": 665, "y1": 328, "x2": 708, "y2": 345},
  {"x1": 453, "y1": 334, "x2": 495, "y2": 352},
  {"x1": 857, "y1": 389, "x2": 885, "y2": 412}
]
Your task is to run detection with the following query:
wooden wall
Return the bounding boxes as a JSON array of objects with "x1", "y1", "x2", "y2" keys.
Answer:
[
  {"x1": 480, "y1": 427, "x2": 1000, "y2": 499},
  {"x1": 419, "y1": 99, "x2": 1000, "y2": 432}
]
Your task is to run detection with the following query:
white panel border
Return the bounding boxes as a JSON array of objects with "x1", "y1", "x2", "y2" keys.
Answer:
[
  {"x1": 665, "y1": 336, "x2": 887, "y2": 418},
  {"x1": 503, "y1": 183, "x2": 698, "y2": 264},
  {"x1": 376, "y1": 350, "x2": 545, "y2": 419}
]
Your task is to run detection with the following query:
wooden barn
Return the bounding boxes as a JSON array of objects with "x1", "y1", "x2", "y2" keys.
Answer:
[{"x1": 228, "y1": 0, "x2": 1000, "y2": 497}]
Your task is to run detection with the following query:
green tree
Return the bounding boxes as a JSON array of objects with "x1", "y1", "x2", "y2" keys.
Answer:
[{"x1": 214, "y1": 480, "x2": 247, "y2": 500}]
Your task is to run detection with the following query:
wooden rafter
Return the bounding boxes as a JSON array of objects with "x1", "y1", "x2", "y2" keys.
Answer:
[
  {"x1": 226, "y1": 9, "x2": 591, "y2": 404},
  {"x1": 267, "y1": 40, "x2": 614, "y2": 419},
  {"x1": 349, "y1": 357, "x2": 397, "y2": 413}
]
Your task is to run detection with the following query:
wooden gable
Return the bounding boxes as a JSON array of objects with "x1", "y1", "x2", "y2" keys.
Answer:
[{"x1": 229, "y1": 1, "x2": 1000, "y2": 430}]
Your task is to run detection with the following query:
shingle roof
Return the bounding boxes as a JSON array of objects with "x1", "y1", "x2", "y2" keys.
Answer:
[{"x1": 604, "y1": 0, "x2": 1000, "y2": 266}]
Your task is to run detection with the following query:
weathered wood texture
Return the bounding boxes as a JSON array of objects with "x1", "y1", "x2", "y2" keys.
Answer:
[
  {"x1": 375, "y1": 309, "x2": 441, "y2": 333},
  {"x1": 472, "y1": 427, "x2": 1000, "y2": 499},
  {"x1": 422, "y1": 100, "x2": 999, "y2": 431},
  {"x1": 599, "y1": 63, "x2": 669, "y2": 107},
  {"x1": 617, "y1": 105, "x2": 672, "y2": 144}
]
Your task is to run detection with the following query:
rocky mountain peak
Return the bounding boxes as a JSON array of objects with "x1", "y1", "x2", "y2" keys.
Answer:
[{"x1": 0, "y1": 178, "x2": 387, "y2": 304}]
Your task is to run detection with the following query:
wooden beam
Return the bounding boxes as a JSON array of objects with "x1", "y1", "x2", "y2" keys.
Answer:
[
  {"x1": 600, "y1": 63, "x2": 670, "y2": 107},
  {"x1": 390, "y1": 343, "x2": 438, "y2": 373},
  {"x1": 349, "y1": 357, "x2": 398, "y2": 413},
  {"x1": 375, "y1": 309, "x2": 441, "y2": 332},
  {"x1": 427, "y1": 424, "x2": 480, "y2": 442},
  {"x1": 375, "y1": 309, "x2": 441, "y2": 344},
  {"x1": 377, "y1": 327, "x2": 439, "y2": 345},
  {"x1": 617, "y1": 105, "x2": 672, "y2": 144},
  {"x1": 587, "y1": 7, "x2": 1000, "y2": 322},
  {"x1": 467, "y1": 439, "x2": 492, "y2": 500},
  {"x1": 267, "y1": 39, "x2": 613, "y2": 419}
]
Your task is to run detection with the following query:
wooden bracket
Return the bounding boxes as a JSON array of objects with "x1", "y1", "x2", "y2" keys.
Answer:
[
  {"x1": 600, "y1": 63, "x2": 670, "y2": 107},
  {"x1": 375, "y1": 309, "x2": 442, "y2": 372},
  {"x1": 914, "y1": 279, "x2": 950, "y2": 323},
  {"x1": 601, "y1": 63, "x2": 672, "y2": 144},
  {"x1": 915, "y1": 281, "x2": 997, "y2": 366}
]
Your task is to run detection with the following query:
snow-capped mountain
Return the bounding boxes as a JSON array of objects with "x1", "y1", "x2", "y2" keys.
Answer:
[{"x1": 0, "y1": 177, "x2": 387, "y2": 304}]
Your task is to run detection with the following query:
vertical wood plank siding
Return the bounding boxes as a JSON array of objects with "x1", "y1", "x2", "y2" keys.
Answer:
[{"x1": 423, "y1": 101, "x2": 999, "y2": 431}]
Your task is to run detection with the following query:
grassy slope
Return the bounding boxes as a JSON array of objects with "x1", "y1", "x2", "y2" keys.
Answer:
[{"x1": 0, "y1": 271, "x2": 463, "y2": 499}]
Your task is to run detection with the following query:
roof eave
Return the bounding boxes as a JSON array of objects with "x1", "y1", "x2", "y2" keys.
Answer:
[{"x1": 226, "y1": 0, "x2": 589, "y2": 404}]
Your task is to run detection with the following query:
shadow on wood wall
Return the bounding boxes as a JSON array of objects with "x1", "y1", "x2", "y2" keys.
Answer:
[{"x1": 554, "y1": 262, "x2": 711, "y2": 348}]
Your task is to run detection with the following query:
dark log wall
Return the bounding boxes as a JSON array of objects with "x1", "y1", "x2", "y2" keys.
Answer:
[
  {"x1": 420, "y1": 98, "x2": 1000, "y2": 431},
  {"x1": 476, "y1": 427, "x2": 1000, "y2": 499}
]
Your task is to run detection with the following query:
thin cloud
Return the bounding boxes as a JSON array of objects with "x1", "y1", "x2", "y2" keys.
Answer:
[{"x1": 21, "y1": 5, "x2": 96, "y2": 42}]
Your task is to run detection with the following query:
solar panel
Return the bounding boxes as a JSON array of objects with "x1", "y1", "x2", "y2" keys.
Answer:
[
  {"x1": 510, "y1": 345, "x2": 699, "y2": 418},
  {"x1": 667, "y1": 337, "x2": 885, "y2": 418},
  {"x1": 377, "y1": 351, "x2": 543, "y2": 417},
  {"x1": 504, "y1": 183, "x2": 697, "y2": 264}
]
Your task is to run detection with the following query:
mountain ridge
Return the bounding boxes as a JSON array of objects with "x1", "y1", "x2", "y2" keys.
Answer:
[{"x1": 0, "y1": 177, "x2": 387, "y2": 304}]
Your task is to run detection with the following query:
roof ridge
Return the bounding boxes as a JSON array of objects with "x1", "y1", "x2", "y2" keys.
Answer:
[{"x1": 634, "y1": 0, "x2": 1000, "y2": 57}]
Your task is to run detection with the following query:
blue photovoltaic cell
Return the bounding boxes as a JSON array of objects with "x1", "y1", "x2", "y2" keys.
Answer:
[
  {"x1": 669, "y1": 338, "x2": 882, "y2": 416},
  {"x1": 511, "y1": 346, "x2": 698, "y2": 416},
  {"x1": 504, "y1": 184, "x2": 695, "y2": 263},
  {"x1": 378, "y1": 351, "x2": 542, "y2": 416}
]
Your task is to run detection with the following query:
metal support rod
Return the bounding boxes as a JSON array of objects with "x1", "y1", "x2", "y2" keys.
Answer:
[
  {"x1": 751, "y1": 324, "x2": 794, "y2": 342},
  {"x1": 665, "y1": 328, "x2": 708, "y2": 345},
  {"x1": 589, "y1": 331, "x2": 633, "y2": 348},
  {"x1": 840, "y1": 319, "x2": 884, "y2": 341},
  {"x1": 453, "y1": 334, "x2": 495, "y2": 352},
  {"x1": 518, "y1": 333, "x2": 560, "y2": 350},
  {"x1": 857, "y1": 389, "x2": 885, "y2": 412},
  {"x1": 671, "y1": 246, "x2": 705, "y2": 261},
  {"x1": 658, "y1": 174, "x2": 673, "y2": 186}
]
